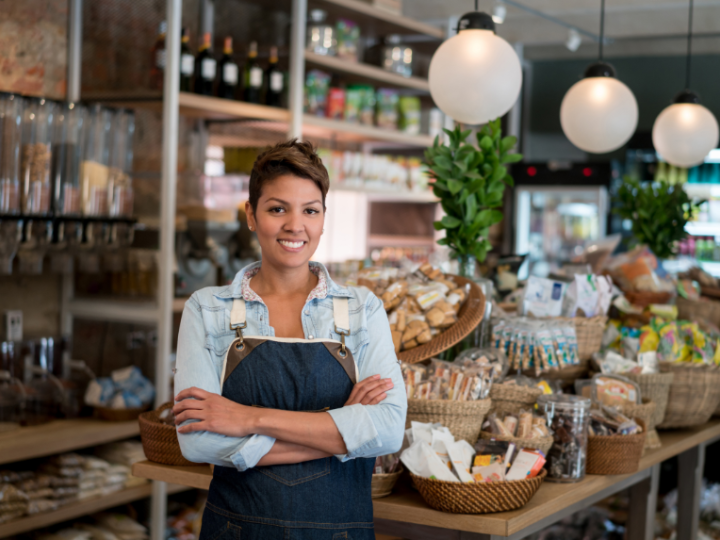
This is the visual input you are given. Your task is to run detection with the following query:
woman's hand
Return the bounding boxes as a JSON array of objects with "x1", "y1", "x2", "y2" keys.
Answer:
[
  {"x1": 344, "y1": 375, "x2": 394, "y2": 406},
  {"x1": 173, "y1": 387, "x2": 257, "y2": 438}
]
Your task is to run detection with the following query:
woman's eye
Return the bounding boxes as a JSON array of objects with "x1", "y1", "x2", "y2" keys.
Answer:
[
  {"x1": 305, "y1": 208, "x2": 320, "y2": 215},
  {"x1": 269, "y1": 207, "x2": 285, "y2": 213}
]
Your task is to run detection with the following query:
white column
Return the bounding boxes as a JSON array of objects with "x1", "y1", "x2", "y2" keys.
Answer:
[{"x1": 288, "y1": 0, "x2": 308, "y2": 140}]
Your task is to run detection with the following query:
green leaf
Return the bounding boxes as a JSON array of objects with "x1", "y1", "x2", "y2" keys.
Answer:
[
  {"x1": 500, "y1": 136, "x2": 517, "y2": 153},
  {"x1": 503, "y1": 174, "x2": 515, "y2": 187},
  {"x1": 441, "y1": 215, "x2": 462, "y2": 229},
  {"x1": 433, "y1": 155, "x2": 453, "y2": 170},
  {"x1": 465, "y1": 171, "x2": 484, "y2": 180},
  {"x1": 492, "y1": 165, "x2": 508, "y2": 183},
  {"x1": 465, "y1": 194, "x2": 477, "y2": 223},
  {"x1": 454, "y1": 160, "x2": 468, "y2": 173},
  {"x1": 436, "y1": 237, "x2": 449, "y2": 246},
  {"x1": 447, "y1": 179, "x2": 463, "y2": 195},
  {"x1": 501, "y1": 153, "x2": 523, "y2": 164},
  {"x1": 433, "y1": 221, "x2": 445, "y2": 231},
  {"x1": 479, "y1": 136, "x2": 493, "y2": 151}
]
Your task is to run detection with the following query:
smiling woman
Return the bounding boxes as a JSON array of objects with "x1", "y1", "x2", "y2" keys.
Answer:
[{"x1": 173, "y1": 140, "x2": 407, "y2": 540}]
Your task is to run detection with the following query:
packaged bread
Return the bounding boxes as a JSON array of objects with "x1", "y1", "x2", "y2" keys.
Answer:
[{"x1": 591, "y1": 374, "x2": 641, "y2": 407}]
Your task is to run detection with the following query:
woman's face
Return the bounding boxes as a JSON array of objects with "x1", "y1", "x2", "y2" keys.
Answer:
[{"x1": 246, "y1": 174, "x2": 325, "y2": 270}]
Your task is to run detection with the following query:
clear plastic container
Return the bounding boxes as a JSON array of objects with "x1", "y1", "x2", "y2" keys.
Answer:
[
  {"x1": 81, "y1": 104, "x2": 112, "y2": 216},
  {"x1": 108, "y1": 109, "x2": 135, "y2": 217},
  {"x1": 538, "y1": 394, "x2": 591, "y2": 483},
  {"x1": 306, "y1": 9, "x2": 336, "y2": 56},
  {"x1": 0, "y1": 93, "x2": 23, "y2": 214},
  {"x1": 21, "y1": 98, "x2": 55, "y2": 215},
  {"x1": 51, "y1": 102, "x2": 86, "y2": 215}
]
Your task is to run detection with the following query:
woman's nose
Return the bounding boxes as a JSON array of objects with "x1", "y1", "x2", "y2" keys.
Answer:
[{"x1": 283, "y1": 212, "x2": 305, "y2": 233}]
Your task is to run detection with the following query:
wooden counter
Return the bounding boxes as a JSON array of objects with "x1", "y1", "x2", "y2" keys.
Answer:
[{"x1": 132, "y1": 420, "x2": 720, "y2": 539}]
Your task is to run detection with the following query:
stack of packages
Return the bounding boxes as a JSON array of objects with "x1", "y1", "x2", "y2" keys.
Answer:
[
  {"x1": 605, "y1": 247, "x2": 675, "y2": 302},
  {"x1": 85, "y1": 366, "x2": 155, "y2": 410},
  {"x1": 0, "y1": 447, "x2": 146, "y2": 524},
  {"x1": 522, "y1": 274, "x2": 613, "y2": 318},
  {"x1": 400, "y1": 421, "x2": 545, "y2": 483},
  {"x1": 589, "y1": 406, "x2": 642, "y2": 436},
  {"x1": 36, "y1": 513, "x2": 148, "y2": 540},
  {"x1": 348, "y1": 264, "x2": 468, "y2": 353},
  {"x1": 401, "y1": 357, "x2": 497, "y2": 401},
  {"x1": 484, "y1": 409, "x2": 552, "y2": 440}
]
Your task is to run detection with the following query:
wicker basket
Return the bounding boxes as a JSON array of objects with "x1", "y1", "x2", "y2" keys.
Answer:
[
  {"x1": 371, "y1": 466, "x2": 403, "y2": 499},
  {"x1": 139, "y1": 402, "x2": 195, "y2": 466},
  {"x1": 623, "y1": 372, "x2": 674, "y2": 430},
  {"x1": 624, "y1": 291, "x2": 673, "y2": 308},
  {"x1": 398, "y1": 275, "x2": 485, "y2": 364},
  {"x1": 95, "y1": 404, "x2": 150, "y2": 422},
  {"x1": 657, "y1": 363, "x2": 720, "y2": 429},
  {"x1": 677, "y1": 296, "x2": 720, "y2": 328},
  {"x1": 406, "y1": 398, "x2": 491, "y2": 445},
  {"x1": 411, "y1": 469, "x2": 546, "y2": 514},
  {"x1": 617, "y1": 398, "x2": 657, "y2": 454},
  {"x1": 489, "y1": 383, "x2": 543, "y2": 416},
  {"x1": 586, "y1": 419, "x2": 646, "y2": 475},
  {"x1": 478, "y1": 430, "x2": 553, "y2": 456},
  {"x1": 570, "y1": 316, "x2": 607, "y2": 361}
]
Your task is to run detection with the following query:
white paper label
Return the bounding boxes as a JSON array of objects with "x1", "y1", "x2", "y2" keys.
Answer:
[
  {"x1": 181, "y1": 54, "x2": 194, "y2": 75},
  {"x1": 155, "y1": 49, "x2": 166, "y2": 69},
  {"x1": 223, "y1": 63, "x2": 238, "y2": 85},
  {"x1": 270, "y1": 71, "x2": 283, "y2": 92},
  {"x1": 202, "y1": 58, "x2": 216, "y2": 80},
  {"x1": 250, "y1": 66, "x2": 263, "y2": 88}
]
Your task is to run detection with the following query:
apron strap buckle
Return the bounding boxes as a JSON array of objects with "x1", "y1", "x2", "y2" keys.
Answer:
[
  {"x1": 335, "y1": 326, "x2": 350, "y2": 356},
  {"x1": 233, "y1": 322, "x2": 247, "y2": 342}
]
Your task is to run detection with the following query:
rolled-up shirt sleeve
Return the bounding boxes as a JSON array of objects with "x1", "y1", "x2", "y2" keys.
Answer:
[
  {"x1": 175, "y1": 295, "x2": 275, "y2": 471},
  {"x1": 327, "y1": 294, "x2": 407, "y2": 461}
]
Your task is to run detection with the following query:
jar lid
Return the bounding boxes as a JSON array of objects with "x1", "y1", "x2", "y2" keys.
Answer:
[{"x1": 537, "y1": 394, "x2": 591, "y2": 411}]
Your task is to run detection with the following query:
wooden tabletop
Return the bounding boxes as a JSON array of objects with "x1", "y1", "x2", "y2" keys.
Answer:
[{"x1": 132, "y1": 420, "x2": 720, "y2": 537}]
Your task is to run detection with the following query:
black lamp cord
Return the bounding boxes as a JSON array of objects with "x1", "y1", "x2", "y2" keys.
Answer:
[
  {"x1": 475, "y1": 0, "x2": 479, "y2": 11},
  {"x1": 598, "y1": 0, "x2": 605, "y2": 60},
  {"x1": 686, "y1": 0, "x2": 694, "y2": 90}
]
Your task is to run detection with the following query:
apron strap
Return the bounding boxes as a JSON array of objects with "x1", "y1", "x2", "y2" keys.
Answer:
[
  {"x1": 230, "y1": 298, "x2": 247, "y2": 343},
  {"x1": 333, "y1": 297, "x2": 351, "y2": 356}
]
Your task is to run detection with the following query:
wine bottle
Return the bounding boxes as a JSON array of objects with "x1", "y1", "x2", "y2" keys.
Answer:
[
  {"x1": 194, "y1": 32, "x2": 217, "y2": 96},
  {"x1": 243, "y1": 41, "x2": 263, "y2": 104},
  {"x1": 264, "y1": 46, "x2": 284, "y2": 107},
  {"x1": 179, "y1": 28, "x2": 194, "y2": 92},
  {"x1": 217, "y1": 37, "x2": 239, "y2": 100},
  {"x1": 150, "y1": 21, "x2": 167, "y2": 90}
]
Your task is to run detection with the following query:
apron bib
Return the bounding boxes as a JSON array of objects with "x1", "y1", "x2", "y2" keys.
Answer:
[{"x1": 200, "y1": 297, "x2": 375, "y2": 540}]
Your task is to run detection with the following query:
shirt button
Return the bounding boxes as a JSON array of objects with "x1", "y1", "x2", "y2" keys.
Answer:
[
  {"x1": 309, "y1": 335, "x2": 314, "y2": 340},
  {"x1": 304, "y1": 310, "x2": 310, "y2": 315}
]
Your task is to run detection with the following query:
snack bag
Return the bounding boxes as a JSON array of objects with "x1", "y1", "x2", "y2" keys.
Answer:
[
  {"x1": 657, "y1": 322, "x2": 682, "y2": 363},
  {"x1": 523, "y1": 277, "x2": 567, "y2": 317},
  {"x1": 562, "y1": 274, "x2": 600, "y2": 317}
]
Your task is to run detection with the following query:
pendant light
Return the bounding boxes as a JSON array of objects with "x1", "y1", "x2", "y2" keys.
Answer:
[
  {"x1": 652, "y1": 0, "x2": 718, "y2": 168},
  {"x1": 428, "y1": 1, "x2": 522, "y2": 125},
  {"x1": 560, "y1": 0, "x2": 638, "y2": 154}
]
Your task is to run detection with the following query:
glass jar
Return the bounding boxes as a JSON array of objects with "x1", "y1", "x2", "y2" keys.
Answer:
[
  {"x1": 538, "y1": 394, "x2": 591, "y2": 483},
  {"x1": 51, "y1": 102, "x2": 85, "y2": 215},
  {"x1": 21, "y1": 98, "x2": 55, "y2": 215},
  {"x1": 306, "y1": 9, "x2": 336, "y2": 56},
  {"x1": 81, "y1": 104, "x2": 112, "y2": 216},
  {"x1": 108, "y1": 109, "x2": 135, "y2": 217},
  {"x1": 0, "y1": 93, "x2": 23, "y2": 214},
  {"x1": 0, "y1": 370, "x2": 23, "y2": 434}
]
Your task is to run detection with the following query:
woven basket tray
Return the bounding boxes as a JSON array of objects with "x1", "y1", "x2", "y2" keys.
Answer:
[
  {"x1": 411, "y1": 469, "x2": 546, "y2": 514},
  {"x1": 398, "y1": 275, "x2": 485, "y2": 364},
  {"x1": 489, "y1": 383, "x2": 543, "y2": 416},
  {"x1": 478, "y1": 430, "x2": 553, "y2": 456},
  {"x1": 677, "y1": 296, "x2": 720, "y2": 328},
  {"x1": 586, "y1": 419, "x2": 646, "y2": 475},
  {"x1": 624, "y1": 290, "x2": 673, "y2": 308},
  {"x1": 623, "y1": 372, "x2": 674, "y2": 429},
  {"x1": 657, "y1": 363, "x2": 720, "y2": 429},
  {"x1": 372, "y1": 466, "x2": 403, "y2": 499},
  {"x1": 571, "y1": 316, "x2": 607, "y2": 361},
  {"x1": 406, "y1": 398, "x2": 491, "y2": 445},
  {"x1": 95, "y1": 404, "x2": 150, "y2": 422},
  {"x1": 617, "y1": 398, "x2": 657, "y2": 453},
  {"x1": 139, "y1": 402, "x2": 195, "y2": 466}
]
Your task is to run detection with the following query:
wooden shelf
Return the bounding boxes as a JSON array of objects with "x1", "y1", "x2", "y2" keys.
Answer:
[
  {"x1": 304, "y1": 51, "x2": 430, "y2": 92},
  {"x1": 0, "y1": 483, "x2": 189, "y2": 539},
  {"x1": 303, "y1": 115, "x2": 434, "y2": 146},
  {"x1": 133, "y1": 462, "x2": 212, "y2": 490},
  {"x1": 368, "y1": 234, "x2": 436, "y2": 248},
  {"x1": 0, "y1": 419, "x2": 140, "y2": 466},
  {"x1": 311, "y1": 0, "x2": 444, "y2": 40}
]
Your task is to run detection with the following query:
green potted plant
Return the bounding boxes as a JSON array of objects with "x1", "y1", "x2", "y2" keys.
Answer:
[
  {"x1": 424, "y1": 120, "x2": 522, "y2": 277},
  {"x1": 614, "y1": 176, "x2": 702, "y2": 260}
]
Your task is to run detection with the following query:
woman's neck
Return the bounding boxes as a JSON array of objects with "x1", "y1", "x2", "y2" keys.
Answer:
[{"x1": 251, "y1": 262, "x2": 318, "y2": 298}]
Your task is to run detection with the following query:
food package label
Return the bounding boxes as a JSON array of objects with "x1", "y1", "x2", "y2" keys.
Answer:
[{"x1": 523, "y1": 277, "x2": 566, "y2": 317}]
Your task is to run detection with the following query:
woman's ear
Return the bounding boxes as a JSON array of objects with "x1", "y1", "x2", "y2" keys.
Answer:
[{"x1": 245, "y1": 201, "x2": 255, "y2": 231}]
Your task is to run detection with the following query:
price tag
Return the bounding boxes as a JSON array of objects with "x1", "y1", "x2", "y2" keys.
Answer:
[
  {"x1": 270, "y1": 71, "x2": 284, "y2": 92},
  {"x1": 155, "y1": 49, "x2": 166, "y2": 69}
]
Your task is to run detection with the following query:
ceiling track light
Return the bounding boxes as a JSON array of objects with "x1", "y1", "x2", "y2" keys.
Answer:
[
  {"x1": 566, "y1": 28, "x2": 582, "y2": 52},
  {"x1": 559, "y1": 0, "x2": 638, "y2": 154},
  {"x1": 492, "y1": 2, "x2": 507, "y2": 24},
  {"x1": 652, "y1": 0, "x2": 719, "y2": 168}
]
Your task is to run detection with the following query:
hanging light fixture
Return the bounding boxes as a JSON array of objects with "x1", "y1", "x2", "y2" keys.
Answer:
[
  {"x1": 428, "y1": 1, "x2": 522, "y2": 125},
  {"x1": 652, "y1": 0, "x2": 718, "y2": 168},
  {"x1": 560, "y1": 0, "x2": 638, "y2": 154}
]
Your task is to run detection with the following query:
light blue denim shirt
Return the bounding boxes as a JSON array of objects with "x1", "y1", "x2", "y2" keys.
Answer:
[{"x1": 174, "y1": 261, "x2": 407, "y2": 471}]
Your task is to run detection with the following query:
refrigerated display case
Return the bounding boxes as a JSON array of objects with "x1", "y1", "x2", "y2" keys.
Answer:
[{"x1": 515, "y1": 186, "x2": 608, "y2": 278}]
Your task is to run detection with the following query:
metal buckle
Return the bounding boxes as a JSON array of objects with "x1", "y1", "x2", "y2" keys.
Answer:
[
  {"x1": 335, "y1": 326, "x2": 350, "y2": 356},
  {"x1": 232, "y1": 322, "x2": 247, "y2": 344}
]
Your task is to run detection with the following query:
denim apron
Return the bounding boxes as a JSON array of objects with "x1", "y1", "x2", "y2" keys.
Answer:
[{"x1": 199, "y1": 296, "x2": 375, "y2": 540}]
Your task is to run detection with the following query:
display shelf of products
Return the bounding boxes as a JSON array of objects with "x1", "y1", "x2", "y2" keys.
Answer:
[
  {"x1": 311, "y1": 0, "x2": 444, "y2": 39},
  {"x1": 0, "y1": 483, "x2": 190, "y2": 539},
  {"x1": 0, "y1": 420, "x2": 140, "y2": 466},
  {"x1": 67, "y1": 298, "x2": 160, "y2": 324},
  {"x1": 134, "y1": 420, "x2": 720, "y2": 536},
  {"x1": 367, "y1": 234, "x2": 436, "y2": 248},
  {"x1": 683, "y1": 183, "x2": 720, "y2": 199},
  {"x1": 685, "y1": 221, "x2": 720, "y2": 236},
  {"x1": 303, "y1": 114, "x2": 435, "y2": 146},
  {"x1": 304, "y1": 51, "x2": 430, "y2": 92}
]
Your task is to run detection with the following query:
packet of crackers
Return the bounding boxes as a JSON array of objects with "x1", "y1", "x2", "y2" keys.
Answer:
[{"x1": 591, "y1": 373, "x2": 641, "y2": 407}]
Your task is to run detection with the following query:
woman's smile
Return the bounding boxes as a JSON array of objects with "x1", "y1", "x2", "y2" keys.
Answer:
[{"x1": 278, "y1": 239, "x2": 307, "y2": 252}]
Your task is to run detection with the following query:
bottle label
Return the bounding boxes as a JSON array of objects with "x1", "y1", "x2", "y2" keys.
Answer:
[
  {"x1": 223, "y1": 63, "x2": 238, "y2": 85},
  {"x1": 270, "y1": 71, "x2": 284, "y2": 92},
  {"x1": 250, "y1": 66, "x2": 263, "y2": 88},
  {"x1": 202, "y1": 58, "x2": 217, "y2": 80},
  {"x1": 181, "y1": 54, "x2": 194, "y2": 75},
  {"x1": 156, "y1": 49, "x2": 166, "y2": 69}
]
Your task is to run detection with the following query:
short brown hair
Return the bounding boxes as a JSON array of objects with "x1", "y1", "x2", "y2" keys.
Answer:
[{"x1": 248, "y1": 139, "x2": 330, "y2": 211}]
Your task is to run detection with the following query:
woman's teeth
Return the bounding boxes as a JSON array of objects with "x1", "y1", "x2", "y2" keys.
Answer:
[{"x1": 279, "y1": 240, "x2": 304, "y2": 248}]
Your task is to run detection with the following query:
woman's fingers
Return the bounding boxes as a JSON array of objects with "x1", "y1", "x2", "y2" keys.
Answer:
[
  {"x1": 175, "y1": 387, "x2": 210, "y2": 402},
  {"x1": 177, "y1": 420, "x2": 209, "y2": 434},
  {"x1": 360, "y1": 381, "x2": 393, "y2": 405},
  {"x1": 345, "y1": 375, "x2": 381, "y2": 404},
  {"x1": 172, "y1": 398, "x2": 206, "y2": 415},
  {"x1": 174, "y1": 409, "x2": 206, "y2": 424},
  {"x1": 346, "y1": 378, "x2": 393, "y2": 406},
  {"x1": 369, "y1": 393, "x2": 387, "y2": 405},
  {"x1": 347, "y1": 380, "x2": 386, "y2": 405}
]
